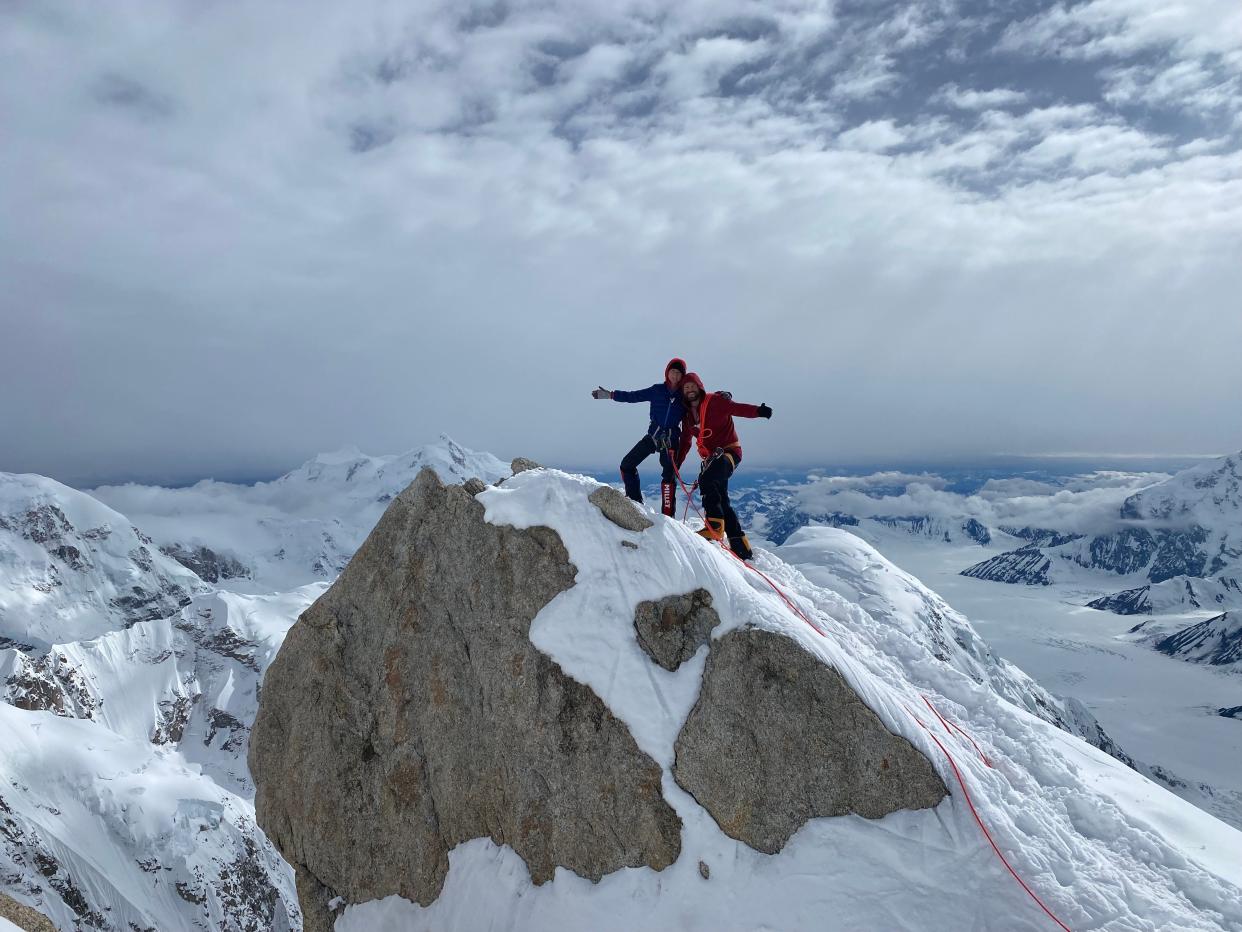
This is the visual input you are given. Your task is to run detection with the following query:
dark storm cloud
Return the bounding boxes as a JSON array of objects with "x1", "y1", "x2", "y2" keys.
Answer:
[{"x1": 1, "y1": 0, "x2": 1240, "y2": 486}]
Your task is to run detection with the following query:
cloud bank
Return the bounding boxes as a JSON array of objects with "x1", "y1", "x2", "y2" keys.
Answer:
[{"x1": 2, "y1": 0, "x2": 1240, "y2": 484}]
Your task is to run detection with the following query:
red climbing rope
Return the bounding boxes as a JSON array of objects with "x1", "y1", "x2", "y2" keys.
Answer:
[
  {"x1": 720, "y1": 548, "x2": 830, "y2": 637},
  {"x1": 923, "y1": 695, "x2": 992, "y2": 768},
  {"x1": 905, "y1": 705, "x2": 1073, "y2": 932},
  {"x1": 665, "y1": 457, "x2": 1074, "y2": 931}
]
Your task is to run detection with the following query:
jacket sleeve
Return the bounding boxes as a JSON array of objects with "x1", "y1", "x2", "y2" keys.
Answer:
[
  {"x1": 717, "y1": 395, "x2": 762, "y2": 418},
  {"x1": 610, "y1": 384, "x2": 660, "y2": 403}
]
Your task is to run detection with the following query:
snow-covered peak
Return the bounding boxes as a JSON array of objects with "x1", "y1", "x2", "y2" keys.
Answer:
[
  {"x1": 0, "y1": 473, "x2": 204, "y2": 648},
  {"x1": 275, "y1": 435, "x2": 505, "y2": 499},
  {"x1": 92, "y1": 437, "x2": 510, "y2": 591},
  {"x1": 1121, "y1": 451, "x2": 1242, "y2": 524}
]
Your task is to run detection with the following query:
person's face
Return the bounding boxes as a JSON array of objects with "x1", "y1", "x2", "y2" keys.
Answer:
[
  {"x1": 667, "y1": 368, "x2": 683, "y2": 388},
  {"x1": 682, "y1": 381, "x2": 700, "y2": 402}
]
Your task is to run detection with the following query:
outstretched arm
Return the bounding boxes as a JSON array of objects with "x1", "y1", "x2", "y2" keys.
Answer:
[
  {"x1": 717, "y1": 396, "x2": 772, "y2": 419},
  {"x1": 609, "y1": 384, "x2": 661, "y2": 404}
]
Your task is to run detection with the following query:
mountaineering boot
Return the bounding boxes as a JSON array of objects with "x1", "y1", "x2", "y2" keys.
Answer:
[
  {"x1": 697, "y1": 517, "x2": 726, "y2": 541},
  {"x1": 728, "y1": 535, "x2": 753, "y2": 560},
  {"x1": 661, "y1": 481, "x2": 676, "y2": 517}
]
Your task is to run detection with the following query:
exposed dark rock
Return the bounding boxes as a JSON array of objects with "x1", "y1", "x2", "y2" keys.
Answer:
[
  {"x1": 673, "y1": 627, "x2": 947, "y2": 854},
  {"x1": 214, "y1": 834, "x2": 294, "y2": 932},
  {"x1": 250, "y1": 469, "x2": 681, "y2": 926},
  {"x1": 1078, "y1": 528, "x2": 1154, "y2": 576},
  {"x1": 961, "y1": 518, "x2": 991, "y2": 545},
  {"x1": 159, "y1": 543, "x2": 251, "y2": 583},
  {"x1": 31, "y1": 850, "x2": 102, "y2": 926},
  {"x1": 588, "y1": 486, "x2": 653, "y2": 532},
  {"x1": 731, "y1": 487, "x2": 866, "y2": 546},
  {"x1": 1150, "y1": 613, "x2": 1242, "y2": 666},
  {"x1": 111, "y1": 583, "x2": 193, "y2": 627},
  {"x1": 206, "y1": 708, "x2": 248, "y2": 753},
  {"x1": 1086, "y1": 585, "x2": 1152, "y2": 615},
  {"x1": 463, "y1": 477, "x2": 487, "y2": 495},
  {"x1": 999, "y1": 527, "x2": 1084, "y2": 548},
  {"x1": 17, "y1": 505, "x2": 73, "y2": 545},
  {"x1": 1147, "y1": 527, "x2": 1210, "y2": 583},
  {"x1": 874, "y1": 515, "x2": 945, "y2": 539},
  {"x1": 128, "y1": 545, "x2": 154, "y2": 572},
  {"x1": 174, "y1": 607, "x2": 260, "y2": 672},
  {"x1": 633, "y1": 589, "x2": 720, "y2": 672},
  {"x1": 50, "y1": 544, "x2": 88, "y2": 570},
  {"x1": 961, "y1": 546, "x2": 1052, "y2": 585},
  {"x1": 4, "y1": 653, "x2": 100, "y2": 718},
  {"x1": 1219, "y1": 706, "x2": 1242, "y2": 720},
  {"x1": 175, "y1": 882, "x2": 206, "y2": 906},
  {"x1": 152, "y1": 694, "x2": 195, "y2": 745},
  {"x1": 511, "y1": 457, "x2": 543, "y2": 474}
]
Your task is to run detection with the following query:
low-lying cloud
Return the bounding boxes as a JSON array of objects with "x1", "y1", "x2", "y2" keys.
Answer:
[{"x1": 794, "y1": 469, "x2": 1169, "y2": 534}]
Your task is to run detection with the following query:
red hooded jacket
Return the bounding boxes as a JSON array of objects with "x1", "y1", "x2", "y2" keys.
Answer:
[{"x1": 675, "y1": 372, "x2": 763, "y2": 468}]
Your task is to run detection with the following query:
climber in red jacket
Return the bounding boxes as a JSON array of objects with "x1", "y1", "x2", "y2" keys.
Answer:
[{"x1": 675, "y1": 372, "x2": 772, "y2": 560}]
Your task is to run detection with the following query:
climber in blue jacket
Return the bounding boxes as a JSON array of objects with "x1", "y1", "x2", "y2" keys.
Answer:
[{"x1": 591, "y1": 357, "x2": 687, "y2": 515}]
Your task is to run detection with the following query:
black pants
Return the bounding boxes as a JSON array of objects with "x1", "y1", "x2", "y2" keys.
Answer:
[
  {"x1": 699, "y1": 452, "x2": 744, "y2": 540},
  {"x1": 620, "y1": 435, "x2": 675, "y2": 502}
]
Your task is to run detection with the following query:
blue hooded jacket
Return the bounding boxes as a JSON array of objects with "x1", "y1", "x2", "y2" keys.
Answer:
[{"x1": 611, "y1": 358, "x2": 686, "y2": 444}]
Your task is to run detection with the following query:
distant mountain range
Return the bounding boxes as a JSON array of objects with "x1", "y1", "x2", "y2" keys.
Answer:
[{"x1": 962, "y1": 452, "x2": 1242, "y2": 614}]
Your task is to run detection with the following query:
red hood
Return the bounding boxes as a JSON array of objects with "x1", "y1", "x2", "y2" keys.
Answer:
[
  {"x1": 681, "y1": 371, "x2": 705, "y2": 399},
  {"x1": 665, "y1": 357, "x2": 687, "y2": 387}
]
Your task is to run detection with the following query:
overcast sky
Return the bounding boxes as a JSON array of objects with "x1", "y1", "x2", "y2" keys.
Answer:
[{"x1": 2, "y1": 0, "x2": 1240, "y2": 486}]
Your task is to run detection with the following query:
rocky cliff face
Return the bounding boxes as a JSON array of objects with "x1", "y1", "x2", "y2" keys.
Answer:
[{"x1": 250, "y1": 468, "x2": 946, "y2": 928}]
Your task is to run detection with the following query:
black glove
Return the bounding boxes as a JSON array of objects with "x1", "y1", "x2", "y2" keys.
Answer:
[
  {"x1": 591, "y1": 387, "x2": 612, "y2": 400},
  {"x1": 757, "y1": 403, "x2": 772, "y2": 419}
]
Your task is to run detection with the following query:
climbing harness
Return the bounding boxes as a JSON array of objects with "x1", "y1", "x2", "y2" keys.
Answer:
[
  {"x1": 666, "y1": 455, "x2": 1075, "y2": 932},
  {"x1": 651, "y1": 426, "x2": 676, "y2": 452}
]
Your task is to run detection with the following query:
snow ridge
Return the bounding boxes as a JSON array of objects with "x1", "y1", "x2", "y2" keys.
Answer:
[{"x1": 90, "y1": 434, "x2": 508, "y2": 591}]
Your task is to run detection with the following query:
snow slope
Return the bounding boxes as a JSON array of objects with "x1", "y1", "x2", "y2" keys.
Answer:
[
  {"x1": 0, "y1": 585, "x2": 325, "y2": 794},
  {"x1": 337, "y1": 468, "x2": 1242, "y2": 932},
  {"x1": 776, "y1": 527, "x2": 1122, "y2": 750},
  {"x1": 0, "y1": 474, "x2": 204, "y2": 649},
  {"x1": 0, "y1": 704, "x2": 298, "y2": 932},
  {"x1": 0, "y1": 585, "x2": 322, "y2": 929},
  {"x1": 91, "y1": 436, "x2": 509, "y2": 592}
]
